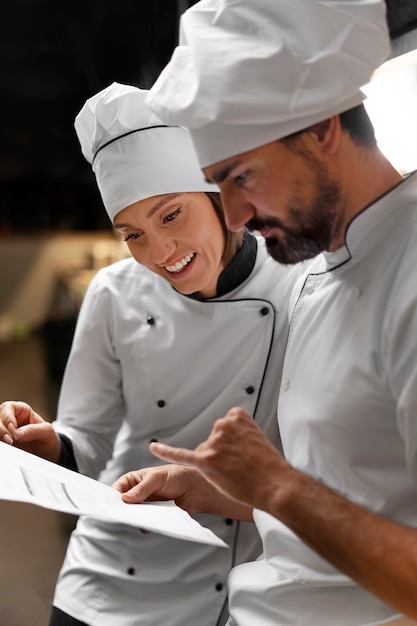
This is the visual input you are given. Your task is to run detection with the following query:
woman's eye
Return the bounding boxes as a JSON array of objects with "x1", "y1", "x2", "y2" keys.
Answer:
[
  {"x1": 124, "y1": 232, "x2": 142, "y2": 242},
  {"x1": 163, "y1": 208, "x2": 180, "y2": 223}
]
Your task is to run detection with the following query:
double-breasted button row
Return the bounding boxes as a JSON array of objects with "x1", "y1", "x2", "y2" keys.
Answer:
[
  {"x1": 156, "y1": 388, "x2": 254, "y2": 406},
  {"x1": 149, "y1": 305, "x2": 270, "y2": 324}
]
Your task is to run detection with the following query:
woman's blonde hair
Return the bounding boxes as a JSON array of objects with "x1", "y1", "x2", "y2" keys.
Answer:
[{"x1": 205, "y1": 192, "x2": 245, "y2": 267}]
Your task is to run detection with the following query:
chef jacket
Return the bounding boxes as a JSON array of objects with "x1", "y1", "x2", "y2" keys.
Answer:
[
  {"x1": 52, "y1": 233, "x2": 305, "y2": 626},
  {"x1": 227, "y1": 173, "x2": 417, "y2": 626}
]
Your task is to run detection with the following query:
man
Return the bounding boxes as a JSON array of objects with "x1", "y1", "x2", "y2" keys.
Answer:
[{"x1": 114, "y1": 1, "x2": 417, "y2": 624}]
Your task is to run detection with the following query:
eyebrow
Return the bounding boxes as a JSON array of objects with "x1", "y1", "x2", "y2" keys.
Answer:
[
  {"x1": 114, "y1": 193, "x2": 182, "y2": 228},
  {"x1": 146, "y1": 193, "x2": 182, "y2": 219},
  {"x1": 205, "y1": 159, "x2": 243, "y2": 185}
]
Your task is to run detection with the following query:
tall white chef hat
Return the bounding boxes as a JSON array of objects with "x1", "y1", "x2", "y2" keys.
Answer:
[
  {"x1": 146, "y1": 0, "x2": 391, "y2": 168},
  {"x1": 74, "y1": 82, "x2": 215, "y2": 221}
]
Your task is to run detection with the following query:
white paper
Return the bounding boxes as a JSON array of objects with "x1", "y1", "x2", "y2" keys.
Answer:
[{"x1": 0, "y1": 442, "x2": 227, "y2": 547}]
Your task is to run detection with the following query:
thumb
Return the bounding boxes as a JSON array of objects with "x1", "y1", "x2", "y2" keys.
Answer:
[{"x1": 13, "y1": 421, "x2": 56, "y2": 443}]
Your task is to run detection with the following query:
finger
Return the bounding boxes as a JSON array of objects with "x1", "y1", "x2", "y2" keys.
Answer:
[
  {"x1": 1, "y1": 401, "x2": 43, "y2": 428},
  {"x1": 121, "y1": 471, "x2": 165, "y2": 503},
  {"x1": 149, "y1": 442, "x2": 199, "y2": 467},
  {"x1": 3, "y1": 432, "x2": 14, "y2": 445},
  {"x1": 112, "y1": 472, "x2": 139, "y2": 493},
  {"x1": 13, "y1": 422, "x2": 52, "y2": 443},
  {"x1": 113, "y1": 470, "x2": 157, "y2": 502},
  {"x1": 0, "y1": 402, "x2": 18, "y2": 436},
  {"x1": 1, "y1": 421, "x2": 16, "y2": 443},
  {"x1": 14, "y1": 402, "x2": 44, "y2": 425}
]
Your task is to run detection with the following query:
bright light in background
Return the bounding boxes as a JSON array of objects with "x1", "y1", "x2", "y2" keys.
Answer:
[{"x1": 363, "y1": 49, "x2": 417, "y2": 174}]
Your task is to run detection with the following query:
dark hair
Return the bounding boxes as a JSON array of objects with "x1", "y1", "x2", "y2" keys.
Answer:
[
  {"x1": 339, "y1": 103, "x2": 377, "y2": 147},
  {"x1": 282, "y1": 103, "x2": 377, "y2": 149},
  {"x1": 205, "y1": 192, "x2": 245, "y2": 265}
]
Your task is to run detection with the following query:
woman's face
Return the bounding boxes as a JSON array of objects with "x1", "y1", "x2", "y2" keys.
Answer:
[{"x1": 114, "y1": 192, "x2": 226, "y2": 298}]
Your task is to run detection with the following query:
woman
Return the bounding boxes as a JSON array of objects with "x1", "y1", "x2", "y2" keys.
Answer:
[{"x1": 0, "y1": 83, "x2": 306, "y2": 626}]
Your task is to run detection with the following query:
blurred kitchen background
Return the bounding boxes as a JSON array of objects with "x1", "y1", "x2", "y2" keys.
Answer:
[{"x1": 0, "y1": 1, "x2": 417, "y2": 624}]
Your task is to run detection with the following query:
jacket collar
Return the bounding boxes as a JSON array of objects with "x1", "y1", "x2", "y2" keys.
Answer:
[{"x1": 186, "y1": 230, "x2": 257, "y2": 300}]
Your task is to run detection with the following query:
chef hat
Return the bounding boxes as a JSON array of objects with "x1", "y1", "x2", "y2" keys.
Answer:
[
  {"x1": 74, "y1": 82, "x2": 215, "y2": 222},
  {"x1": 146, "y1": 0, "x2": 391, "y2": 168}
]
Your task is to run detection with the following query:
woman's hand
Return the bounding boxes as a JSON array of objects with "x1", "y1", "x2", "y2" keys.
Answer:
[
  {"x1": 0, "y1": 401, "x2": 62, "y2": 462},
  {"x1": 113, "y1": 462, "x2": 253, "y2": 521},
  {"x1": 149, "y1": 407, "x2": 290, "y2": 512}
]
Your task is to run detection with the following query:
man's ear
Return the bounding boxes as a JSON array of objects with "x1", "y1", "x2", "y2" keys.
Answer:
[{"x1": 308, "y1": 116, "x2": 341, "y2": 153}]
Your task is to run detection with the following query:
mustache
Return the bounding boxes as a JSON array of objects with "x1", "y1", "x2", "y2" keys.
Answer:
[{"x1": 247, "y1": 216, "x2": 287, "y2": 233}]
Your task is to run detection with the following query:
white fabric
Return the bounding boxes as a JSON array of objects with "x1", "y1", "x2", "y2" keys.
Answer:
[
  {"x1": 226, "y1": 173, "x2": 417, "y2": 625},
  {"x1": 387, "y1": 617, "x2": 417, "y2": 626},
  {"x1": 75, "y1": 82, "x2": 215, "y2": 221},
  {"x1": 147, "y1": 0, "x2": 391, "y2": 167},
  {"x1": 52, "y1": 237, "x2": 307, "y2": 626}
]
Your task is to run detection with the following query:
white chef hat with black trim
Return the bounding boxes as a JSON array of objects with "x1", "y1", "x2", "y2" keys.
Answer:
[
  {"x1": 146, "y1": 0, "x2": 391, "y2": 168},
  {"x1": 75, "y1": 82, "x2": 215, "y2": 222}
]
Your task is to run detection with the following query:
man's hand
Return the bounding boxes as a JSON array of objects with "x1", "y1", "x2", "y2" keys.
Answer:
[
  {"x1": 0, "y1": 401, "x2": 61, "y2": 462},
  {"x1": 141, "y1": 409, "x2": 417, "y2": 623},
  {"x1": 148, "y1": 407, "x2": 291, "y2": 512}
]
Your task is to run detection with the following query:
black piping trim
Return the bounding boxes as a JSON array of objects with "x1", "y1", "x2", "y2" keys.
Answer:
[
  {"x1": 177, "y1": 293, "x2": 277, "y2": 419},
  {"x1": 284, "y1": 174, "x2": 417, "y2": 375},
  {"x1": 215, "y1": 519, "x2": 242, "y2": 626},
  {"x1": 92, "y1": 125, "x2": 177, "y2": 163},
  {"x1": 252, "y1": 300, "x2": 276, "y2": 420},
  {"x1": 303, "y1": 171, "x2": 417, "y2": 279},
  {"x1": 191, "y1": 294, "x2": 276, "y2": 626}
]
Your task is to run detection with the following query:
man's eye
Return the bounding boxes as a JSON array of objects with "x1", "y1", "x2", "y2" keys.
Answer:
[
  {"x1": 164, "y1": 209, "x2": 180, "y2": 223},
  {"x1": 234, "y1": 172, "x2": 249, "y2": 185},
  {"x1": 124, "y1": 233, "x2": 142, "y2": 242}
]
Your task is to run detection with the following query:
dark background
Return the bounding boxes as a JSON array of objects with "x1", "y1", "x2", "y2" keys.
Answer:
[{"x1": 1, "y1": 0, "x2": 416, "y2": 235}]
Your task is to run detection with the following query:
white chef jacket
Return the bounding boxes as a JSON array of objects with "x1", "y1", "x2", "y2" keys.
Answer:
[
  {"x1": 52, "y1": 235, "x2": 305, "y2": 626},
  {"x1": 227, "y1": 173, "x2": 417, "y2": 626}
]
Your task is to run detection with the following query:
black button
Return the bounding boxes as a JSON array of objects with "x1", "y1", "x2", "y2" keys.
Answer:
[
  {"x1": 149, "y1": 437, "x2": 158, "y2": 443},
  {"x1": 127, "y1": 567, "x2": 135, "y2": 576},
  {"x1": 246, "y1": 386, "x2": 255, "y2": 395},
  {"x1": 215, "y1": 582, "x2": 223, "y2": 592},
  {"x1": 260, "y1": 306, "x2": 269, "y2": 316},
  {"x1": 225, "y1": 518, "x2": 233, "y2": 526},
  {"x1": 147, "y1": 316, "x2": 155, "y2": 325},
  {"x1": 157, "y1": 400, "x2": 166, "y2": 408}
]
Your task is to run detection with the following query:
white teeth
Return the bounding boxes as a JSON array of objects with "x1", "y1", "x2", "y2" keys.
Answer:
[{"x1": 165, "y1": 253, "x2": 195, "y2": 273}]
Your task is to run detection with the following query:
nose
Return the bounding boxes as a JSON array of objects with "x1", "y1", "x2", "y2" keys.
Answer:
[
  {"x1": 220, "y1": 190, "x2": 255, "y2": 232},
  {"x1": 149, "y1": 235, "x2": 176, "y2": 265}
]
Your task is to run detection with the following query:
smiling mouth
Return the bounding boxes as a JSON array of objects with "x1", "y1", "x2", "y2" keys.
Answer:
[{"x1": 165, "y1": 253, "x2": 195, "y2": 273}]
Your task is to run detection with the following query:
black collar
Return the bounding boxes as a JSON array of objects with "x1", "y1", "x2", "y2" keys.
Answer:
[{"x1": 187, "y1": 231, "x2": 257, "y2": 300}]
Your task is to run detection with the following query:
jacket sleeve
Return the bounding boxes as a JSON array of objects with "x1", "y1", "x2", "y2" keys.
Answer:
[
  {"x1": 52, "y1": 270, "x2": 125, "y2": 478},
  {"x1": 57, "y1": 433, "x2": 79, "y2": 471}
]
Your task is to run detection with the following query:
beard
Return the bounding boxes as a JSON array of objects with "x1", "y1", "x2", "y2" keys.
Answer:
[{"x1": 247, "y1": 162, "x2": 343, "y2": 264}]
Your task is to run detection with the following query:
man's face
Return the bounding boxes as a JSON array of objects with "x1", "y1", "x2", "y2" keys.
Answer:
[{"x1": 203, "y1": 136, "x2": 344, "y2": 264}]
